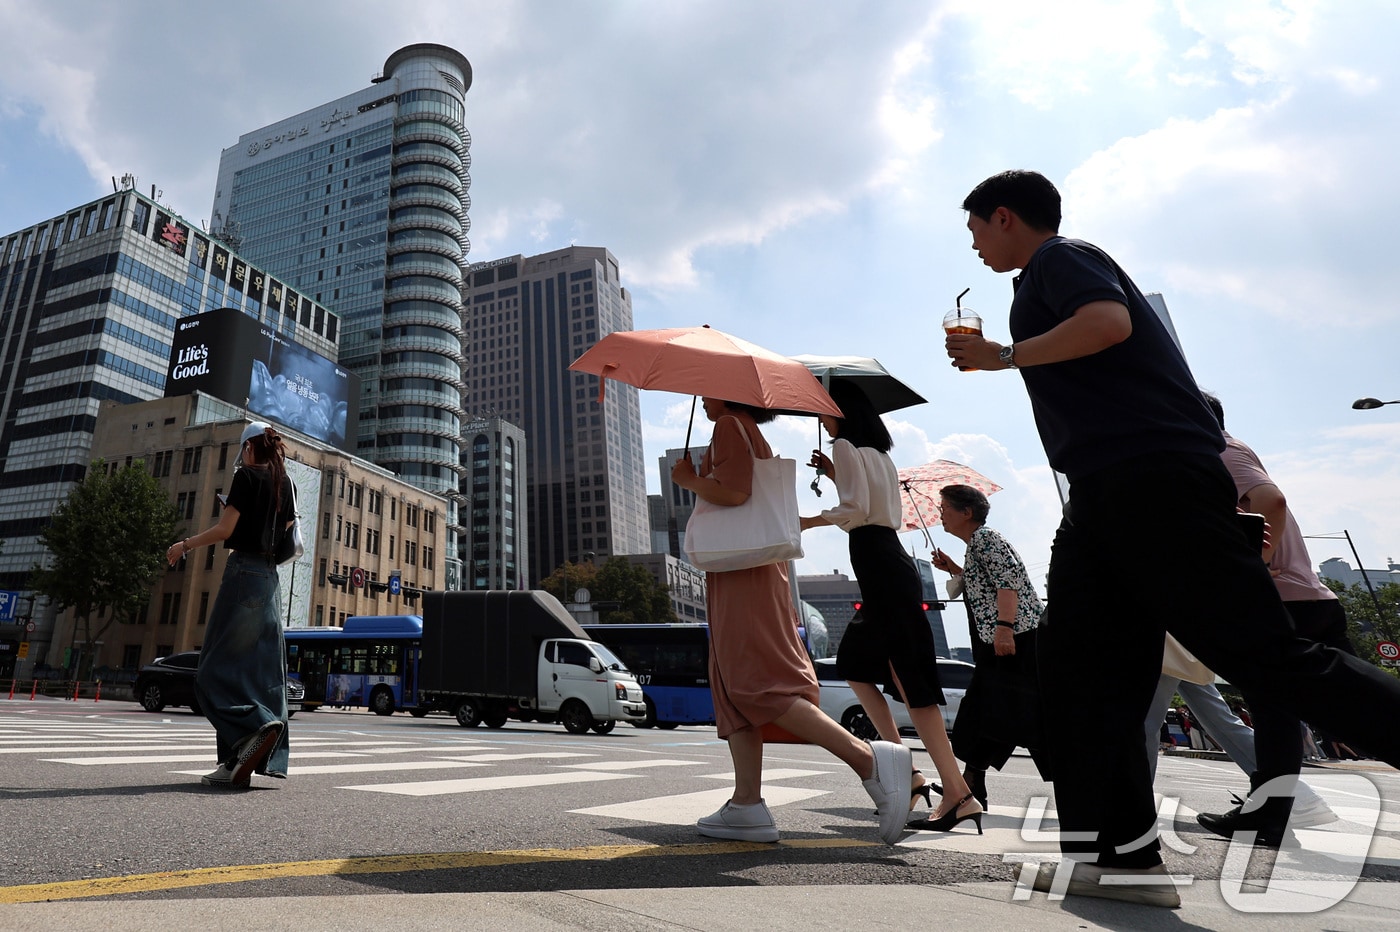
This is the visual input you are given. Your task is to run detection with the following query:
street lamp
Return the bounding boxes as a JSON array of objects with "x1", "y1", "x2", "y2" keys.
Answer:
[{"x1": 1352, "y1": 398, "x2": 1400, "y2": 410}]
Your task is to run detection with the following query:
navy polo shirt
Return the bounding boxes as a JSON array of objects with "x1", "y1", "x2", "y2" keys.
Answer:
[{"x1": 1009, "y1": 237, "x2": 1223, "y2": 480}]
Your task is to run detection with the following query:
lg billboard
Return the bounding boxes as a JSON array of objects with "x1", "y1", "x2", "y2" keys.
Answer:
[{"x1": 165, "y1": 308, "x2": 360, "y2": 452}]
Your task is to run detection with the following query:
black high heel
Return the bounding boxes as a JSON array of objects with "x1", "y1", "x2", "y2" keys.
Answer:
[
  {"x1": 911, "y1": 768, "x2": 942, "y2": 799},
  {"x1": 878, "y1": 769, "x2": 942, "y2": 817},
  {"x1": 910, "y1": 792, "x2": 983, "y2": 835}
]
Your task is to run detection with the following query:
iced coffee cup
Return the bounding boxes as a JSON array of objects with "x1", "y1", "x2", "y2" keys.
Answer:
[{"x1": 943, "y1": 308, "x2": 983, "y2": 372}]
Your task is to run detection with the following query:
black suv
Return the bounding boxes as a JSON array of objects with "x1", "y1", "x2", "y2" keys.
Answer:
[{"x1": 133, "y1": 651, "x2": 304, "y2": 715}]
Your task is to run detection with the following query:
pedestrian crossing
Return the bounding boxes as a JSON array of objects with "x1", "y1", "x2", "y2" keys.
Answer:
[{"x1": 4, "y1": 710, "x2": 1398, "y2": 868}]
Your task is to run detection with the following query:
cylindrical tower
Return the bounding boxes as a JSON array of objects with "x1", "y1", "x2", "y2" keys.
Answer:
[{"x1": 378, "y1": 44, "x2": 473, "y2": 498}]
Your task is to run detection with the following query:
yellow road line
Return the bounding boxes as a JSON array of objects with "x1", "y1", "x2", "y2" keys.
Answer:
[{"x1": 0, "y1": 838, "x2": 876, "y2": 904}]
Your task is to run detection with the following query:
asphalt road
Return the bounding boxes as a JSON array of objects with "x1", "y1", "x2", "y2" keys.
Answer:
[{"x1": 2, "y1": 698, "x2": 1398, "y2": 910}]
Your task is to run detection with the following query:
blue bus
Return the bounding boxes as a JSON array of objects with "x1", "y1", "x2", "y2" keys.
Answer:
[
  {"x1": 581, "y1": 624, "x2": 713, "y2": 728},
  {"x1": 284, "y1": 615, "x2": 426, "y2": 716}
]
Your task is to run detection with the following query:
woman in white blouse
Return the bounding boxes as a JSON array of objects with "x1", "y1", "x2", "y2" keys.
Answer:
[{"x1": 800, "y1": 381, "x2": 982, "y2": 834}]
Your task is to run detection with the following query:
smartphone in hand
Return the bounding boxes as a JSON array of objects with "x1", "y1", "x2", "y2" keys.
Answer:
[{"x1": 1237, "y1": 512, "x2": 1266, "y2": 552}]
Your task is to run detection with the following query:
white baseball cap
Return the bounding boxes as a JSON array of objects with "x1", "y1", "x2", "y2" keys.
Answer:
[{"x1": 240, "y1": 421, "x2": 271, "y2": 446}]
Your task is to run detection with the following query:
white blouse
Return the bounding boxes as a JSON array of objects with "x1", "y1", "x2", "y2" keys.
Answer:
[{"x1": 819, "y1": 438, "x2": 902, "y2": 532}]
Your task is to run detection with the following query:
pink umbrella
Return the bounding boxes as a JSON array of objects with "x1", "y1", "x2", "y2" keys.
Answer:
[
  {"x1": 897, "y1": 460, "x2": 1002, "y2": 547},
  {"x1": 569, "y1": 326, "x2": 841, "y2": 416},
  {"x1": 569, "y1": 325, "x2": 842, "y2": 448}
]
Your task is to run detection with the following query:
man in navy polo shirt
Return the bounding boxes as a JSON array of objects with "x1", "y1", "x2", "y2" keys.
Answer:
[{"x1": 945, "y1": 170, "x2": 1400, "y2": 908}]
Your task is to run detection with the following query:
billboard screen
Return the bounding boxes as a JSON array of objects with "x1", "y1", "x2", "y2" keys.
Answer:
[
  {"x1": 165, "y1": 308, "x2": 359, "y2": 452},
  {"x1": 249, "y1": 327, "x2": 359, "y2": 450}
]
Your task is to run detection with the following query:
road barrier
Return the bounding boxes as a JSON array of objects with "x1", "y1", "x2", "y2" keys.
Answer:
[{"x1": 2, "y1": 679, "x2": 110, "y2": 702}]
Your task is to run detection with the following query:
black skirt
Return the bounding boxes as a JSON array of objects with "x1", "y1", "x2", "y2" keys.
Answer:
[
  {"x1": 951, "y1": 630, "x2": 1052, "y2": 779},
  {"x1": 834, "y1": 525, "x2": 944, "y2": 709}
]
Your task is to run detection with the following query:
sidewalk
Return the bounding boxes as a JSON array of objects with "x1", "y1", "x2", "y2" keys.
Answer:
[{"x1": 4, "y1": 879, "x2": 1398, "y2": 931}]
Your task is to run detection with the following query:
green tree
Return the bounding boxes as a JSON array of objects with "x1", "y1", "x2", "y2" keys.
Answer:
[
  {"x1": 1326, "y1": 579, "x2": 1400, "y2": 678},
  {"x1": 539, "y1": 557, "x2": 678, "y2": 624},
  {"x1": 30, "y1": 459, "x2": 180, "y2": 678}
]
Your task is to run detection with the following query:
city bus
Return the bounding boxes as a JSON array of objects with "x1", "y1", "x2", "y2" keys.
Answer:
[
  {"x1": 581, "y1": 624, "x2": 714, "y2": 728},
  {"x1": 284, "y1": 615, "x2": 426, "y2": 716}
]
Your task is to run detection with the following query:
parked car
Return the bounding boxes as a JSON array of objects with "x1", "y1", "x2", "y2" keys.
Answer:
[
  {"x1": 133, "y1": 651, "x2": 304, "y2": 716},
  {"x1": 814, "y1": 656, "x2": 974, "y2": 738}
]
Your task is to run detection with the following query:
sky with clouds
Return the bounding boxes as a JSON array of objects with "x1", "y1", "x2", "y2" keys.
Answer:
[{"x1": 2, "y1": 1, "x2": 1397, "y2": 647}]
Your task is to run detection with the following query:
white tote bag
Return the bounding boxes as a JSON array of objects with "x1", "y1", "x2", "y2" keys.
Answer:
[{"x1": 684, "y1": 418, "x2": 803, "y2": 572}]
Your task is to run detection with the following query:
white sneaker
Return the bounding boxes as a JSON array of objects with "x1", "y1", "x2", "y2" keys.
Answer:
[
  {"x1": 200, "y1": 763, "x2": 249, "y2": 789},
  {"x1": 1032, "y1": 861, "x2": 1181, "y2": 908},
  {"x1": 230, "y1": 721, "x2": 284, "y2": 785},
  {"x1": 697, "y1": 800, "x2": 779, "y2": 843},
  {"x1": 1291, "y1": 795, "x2": 1339, "y2": 827},
  {"x1": 861, "y1": 741, "x2": 913, "y2": 845}
]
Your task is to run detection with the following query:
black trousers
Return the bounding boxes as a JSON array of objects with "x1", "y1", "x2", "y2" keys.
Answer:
[
  {"x1": 1043, "y1": 452, "x2": 1400, "y2": 868},
  {"x1": 1248, "y1": 599, "x2": 1359, "y2": 780}
]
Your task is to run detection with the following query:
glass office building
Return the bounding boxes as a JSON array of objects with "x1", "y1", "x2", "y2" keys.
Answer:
[
  {"x1": 458, "y1": 416, "x2": 529, "y2": 590},
  {"x1": 210, "y1": 45, "x2": 471, "y2": 506},
  {"x1": 461, "y1": 247, "x2": 649, "y2": 586},
  {"x1": 0, "y1": 183, "x2": 340, "y2": 666}
]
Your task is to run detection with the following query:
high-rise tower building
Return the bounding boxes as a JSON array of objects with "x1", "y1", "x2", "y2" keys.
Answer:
[
  {"x1": 0, "y1": 182, "x2": 341, "y2": 669},
  {"x1": 461, "y1": 246, "x2": 649, "y2": 585},
  {"x1": 210, "y1": 44, "x2": 472, "y2": 586}
]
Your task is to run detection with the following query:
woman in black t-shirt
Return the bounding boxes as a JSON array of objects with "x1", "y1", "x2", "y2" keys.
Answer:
[{"x1": 166, "y1": 421, "x2": 295, "y2": 789}]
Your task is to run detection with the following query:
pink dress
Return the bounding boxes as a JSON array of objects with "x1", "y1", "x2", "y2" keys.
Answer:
[{"x1": 700, "y1": 414, "x2": 819, "y2": 738}]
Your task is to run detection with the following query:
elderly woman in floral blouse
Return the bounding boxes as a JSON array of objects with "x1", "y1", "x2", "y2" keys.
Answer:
[{"x1": 931, "y1": 484, "x2": 1047, "y2": 810}]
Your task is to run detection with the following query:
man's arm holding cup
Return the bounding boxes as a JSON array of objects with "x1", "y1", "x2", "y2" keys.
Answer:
[{"x1": 944, "y1": 300, "x2": 1133, "y2": 370}]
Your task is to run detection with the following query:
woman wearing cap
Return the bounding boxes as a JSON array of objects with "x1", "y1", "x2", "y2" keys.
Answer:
[{"x1": 166, "y1": 421, "x2": 295, "y2": 788}]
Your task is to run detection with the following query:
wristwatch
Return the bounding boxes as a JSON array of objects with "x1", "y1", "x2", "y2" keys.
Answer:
[{"x1": 999, "y1": 344, "x2": 1018, "y2": 369}]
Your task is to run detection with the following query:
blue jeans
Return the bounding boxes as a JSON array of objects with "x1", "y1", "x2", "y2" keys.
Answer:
[
  {"x1": 195, "y1": 552, "x2": 290, "y2": 774},
  {"x1": 1143, "y1": 675, "x2": 1324, "y2": 807}
]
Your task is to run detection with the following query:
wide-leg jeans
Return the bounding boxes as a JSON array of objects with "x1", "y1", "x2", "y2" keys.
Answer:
[{"x1": 195, "y1": 551, "x2": 290, "y2": 775}]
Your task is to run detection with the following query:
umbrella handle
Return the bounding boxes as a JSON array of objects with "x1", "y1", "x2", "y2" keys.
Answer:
[
  {"x1": 683, "y1": 396, "x2": 698, "y2": 453},
  {"x1": 901, "y1": 479, "x2": 935, "y2": 550}
]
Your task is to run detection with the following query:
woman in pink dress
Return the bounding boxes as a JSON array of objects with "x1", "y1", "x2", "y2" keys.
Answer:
[{"x1": 671, "y1": 397, "x2": 911, "y2": 845}]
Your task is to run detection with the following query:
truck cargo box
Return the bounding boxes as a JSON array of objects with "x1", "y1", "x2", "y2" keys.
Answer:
[{"x1": 420, "y1": 590, "x2": 590, "y2": 699}]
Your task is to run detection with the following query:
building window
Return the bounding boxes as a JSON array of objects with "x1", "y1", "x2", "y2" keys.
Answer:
[
  {"x1": 159, "y1": 592, "x2": 181, "y2": 625},
  {"x1": 197, "y1": 592, "x2": 210, "y2": 625}
]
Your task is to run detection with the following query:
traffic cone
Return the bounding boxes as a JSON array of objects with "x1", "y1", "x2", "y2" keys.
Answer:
[
  {"x1": 6, "y1": 679, "x2": 13, "y2": 700},
  {"x1": 71, "y1": 680, "x2": 80, "y2": 701},
  {"x1": 94, "y1": 680, "x2": 101, "y2": 703},
  {"x1": 29, "y1": 680, "x2": 37, "y2": 700}
]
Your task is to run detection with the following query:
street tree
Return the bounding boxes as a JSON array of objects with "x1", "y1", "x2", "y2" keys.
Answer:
[
  {"x1": 30, "y1": 459, "x2": 180, "y2": 678},
  {"x1": 540, "y1": 557, "x2": 678, "y2": 624}
]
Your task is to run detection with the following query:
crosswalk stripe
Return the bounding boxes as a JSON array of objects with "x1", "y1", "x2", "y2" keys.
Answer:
[
  {"x1": 0, "y1": 744, "x2": 215, "y2": 754},
  {"x1": 432, "y1": 752, "x2": 596, "y2": 763},
  {"x1": 42, "y1": 751, "x2": 386, "y2": 765},
  {"x1": 699, "y1": 768, "x2": 836, "y2": 781},
  {"x1": 558, "y1": 760, "x2": 708, "y2": 772},
  {"x1": 345, "y1": 770, "x2": 636, "y2": 797},
  {"x1": 172, "y1": 760, "x2": 493, "y2": 777},
  {"x1": 571, "y1": 785, "x2": 830, "y2": 826}
]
